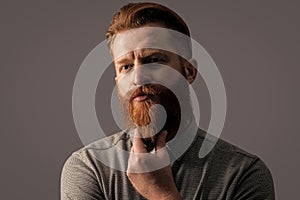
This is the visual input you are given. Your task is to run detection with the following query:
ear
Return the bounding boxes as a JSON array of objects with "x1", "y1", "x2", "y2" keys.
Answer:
[{"x1": 183, "y1": 58, "x2": 197, "y2": 84}]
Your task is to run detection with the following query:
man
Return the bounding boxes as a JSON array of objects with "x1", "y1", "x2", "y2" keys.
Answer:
[{"x1": 61, "y1": 2, "x2": 275, "y2": 199}]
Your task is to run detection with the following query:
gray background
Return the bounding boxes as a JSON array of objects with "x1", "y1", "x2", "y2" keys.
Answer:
[{"x1": 1, "y1": 0, "x2": 299, "y2": 199}]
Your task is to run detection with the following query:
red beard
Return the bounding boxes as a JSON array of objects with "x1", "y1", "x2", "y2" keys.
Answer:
[{"x1": 120, "y1": 84, "x2": 182, "y2": 151}]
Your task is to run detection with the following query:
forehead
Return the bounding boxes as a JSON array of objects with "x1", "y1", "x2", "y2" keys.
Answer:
[{"x1": 111, "y1": 27, "x2": 186, "y2": 60}]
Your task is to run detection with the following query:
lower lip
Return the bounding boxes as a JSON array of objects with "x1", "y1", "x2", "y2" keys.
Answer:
[{"x1": 133, "y1": 95, "x2": 149, "y2": 102}]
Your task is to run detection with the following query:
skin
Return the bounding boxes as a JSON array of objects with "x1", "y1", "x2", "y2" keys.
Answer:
[
  {"x1": 128, "y1": 131, "x2": 181, "y2": 200},
  {"x1": 112, "y1": 25, "x2": 197, "y2": 200}
]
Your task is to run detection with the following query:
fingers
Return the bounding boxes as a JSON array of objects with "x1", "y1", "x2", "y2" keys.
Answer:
[
  {"x1": 132, "y1": 129, "x2": 168, "y2": 153},
  {"x1": 156, "y1": 130, "x2": 168, "y2": 150},
  {"x1": 128, "y1": 129, "x2": 170, "y2": 173},
  {"x1": 132, "y1": 129, "x2": 148, "y2": 153}
]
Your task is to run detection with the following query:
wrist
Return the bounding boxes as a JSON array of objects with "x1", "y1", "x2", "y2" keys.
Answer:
[{"x1": 148, "y1": 187, "x2": 181, "y2": 200}]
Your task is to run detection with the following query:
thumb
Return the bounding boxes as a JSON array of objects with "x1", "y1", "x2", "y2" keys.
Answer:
[{"x1": 156, "y1": 130, "x2": 168, "y2": 150}]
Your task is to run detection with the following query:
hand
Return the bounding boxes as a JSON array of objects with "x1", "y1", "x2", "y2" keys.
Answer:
[{"x1": 127, "y1": 130, "x2": 182, "y2": 200}]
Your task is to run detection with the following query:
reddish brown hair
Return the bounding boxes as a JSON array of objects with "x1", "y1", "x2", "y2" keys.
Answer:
[{"x1": 106, "y1": 2, "x2": 191, "y2": 51}]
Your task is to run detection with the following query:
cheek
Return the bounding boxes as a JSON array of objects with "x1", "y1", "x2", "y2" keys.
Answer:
[
  {"x1": 155, "y1": 66, "x2": 183, "y2": 88},
  {"x1": 115, "y1": 63, "x2": 185, "y2": 96},
  {"x1": 172, "y1": 58, "x2": 185, "y2": 75},
  {"x1": 116, "y1": 72, "x2": 135, "y2": 97}
]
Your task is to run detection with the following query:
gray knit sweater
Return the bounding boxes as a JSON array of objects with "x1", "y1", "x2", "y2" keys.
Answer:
[{"x1": 61, "y1": 129, "x2": 275, "y2": 199}]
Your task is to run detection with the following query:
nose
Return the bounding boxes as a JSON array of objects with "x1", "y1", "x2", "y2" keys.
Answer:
[{"x1": 133, "y1": 65, "x2": 152, "y2": 86}]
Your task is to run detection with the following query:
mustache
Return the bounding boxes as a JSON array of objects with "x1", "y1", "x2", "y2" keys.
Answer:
[
  {"x1": 129, "y1": 84, "x2": 167, "y2": 102},
  {"x1": 119, "y1": 83, "x2": 183, "y2": 144}
]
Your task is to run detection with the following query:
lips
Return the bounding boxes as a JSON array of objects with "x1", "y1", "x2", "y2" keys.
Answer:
[
  {"x1": 130, "y1": 87, "x2": 151, "y2": 103},
  {"x1": 130, "y1": 85, "x2": 158, "y2": 103},
  {"x1": 133, "y1": 94, "x2": 149, "y2": 102}
]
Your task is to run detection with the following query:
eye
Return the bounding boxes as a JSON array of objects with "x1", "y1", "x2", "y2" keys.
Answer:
[
  {"x1": 149, "y1": 57, "x2": 160, "y2": 63},
  {"x1": 145, "y1": 56, "x2": 165, "y2": 64},
  {"x1": 120, "y1": 64, "x2": 133, "y2": 72}
]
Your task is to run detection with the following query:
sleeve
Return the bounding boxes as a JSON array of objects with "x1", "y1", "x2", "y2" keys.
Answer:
[
  {"x1": 60, "y1": 153, "x2": 105, "y2": 200},
  {"x1": 233, "y1": 158, "x2": 275, "y2": 200}
]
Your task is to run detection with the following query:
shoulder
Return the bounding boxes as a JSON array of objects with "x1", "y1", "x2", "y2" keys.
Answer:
[
  {"x1": 212, "y1": 136, "x2": 274, "y2": 182},
  {"x1": 65, "y1": 130, "x2": 131, "y2": 168},
  {"x1": 61, "y1": 131, "x2": 130, "y2": 199},
  {"x1": 192, "y1": 130, "x2": 275, "y2": 199},
  {"x1": 193, "y1": 129, "x2": 260, "y2": 165}
]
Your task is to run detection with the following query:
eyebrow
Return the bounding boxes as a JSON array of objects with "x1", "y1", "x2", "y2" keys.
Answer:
[
  {"x1": 141, "y1": 49, "x2": 168, "y2": 57},
  {"x1": 115, "y1": 57, "x2": 131, "y2": 66},
  {"x1": 114, "y1": 49, "x2": 169, "y2": 65}
]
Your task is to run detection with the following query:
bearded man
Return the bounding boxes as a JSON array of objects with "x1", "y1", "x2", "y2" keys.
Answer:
[{"x1": 61, "y1": 2, "x2": 275, "y2": 200}]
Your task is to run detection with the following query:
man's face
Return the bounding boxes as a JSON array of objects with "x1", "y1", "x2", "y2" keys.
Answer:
[
  {"x1": 111, "y1": 27, "x2": 191, "y2": 149},
  {"x1": 113, "y1": 27, "x2": 186, "y2": 94}
]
